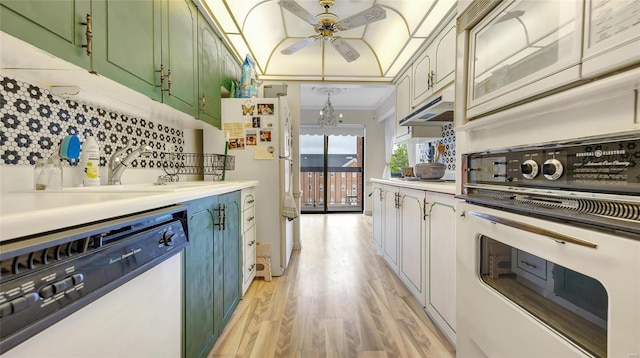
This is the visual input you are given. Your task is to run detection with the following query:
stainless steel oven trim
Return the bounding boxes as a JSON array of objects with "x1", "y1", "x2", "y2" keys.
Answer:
[
  {"x1": 464, "y1": 183, "x2": 640, "y2": 204},
  {"x1": 468, "y1": 210, "x2": 598, "y2": 248}
]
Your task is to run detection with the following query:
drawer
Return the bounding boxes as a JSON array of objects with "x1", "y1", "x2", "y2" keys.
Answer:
[
  {"x1": 242, "y1": 207, "x2": 255, "y2": 232},
  {"x1": 242, "y1": 254, "x2": 256, "y2": 295},
  {"x1": 514, "y1": 250, "x2": 547, "y2": 281},
  {"x1": 243, "y1": 191, "x2": 255, "y2": 210},
  {"x1": 244, "y1": 228, "x2": 256, "y2": 261}
]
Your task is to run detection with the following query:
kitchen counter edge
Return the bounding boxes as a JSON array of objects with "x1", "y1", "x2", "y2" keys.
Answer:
[
  {"x1": 371, "y1": 178, "x2": 456, "y2": 195},
  {"x1": 0, "y1": 180, "x2": 259, "y2": 242}
]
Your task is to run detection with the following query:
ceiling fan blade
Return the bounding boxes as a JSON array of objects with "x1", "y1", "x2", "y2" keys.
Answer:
[
  {"x1": 331, "y1": 37, "x2": 360, "y2": 62},
  {"x1": 337, "y1": 5, "x2": 386, "y2": 31},
  {"x1": 281, "y1": 36, "x2": 319, "y2": 55},
  {"x1": 278, "y1": 0, "x2": 320, "y2": 26}
]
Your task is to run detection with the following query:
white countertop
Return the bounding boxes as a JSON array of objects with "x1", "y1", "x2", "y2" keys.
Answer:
[
  {"x1": 0, "y1": 180, "x2": 258, "y2": 242},
  {"x1": 371, "y1": 178, "x2": 456, "y2": 195}
]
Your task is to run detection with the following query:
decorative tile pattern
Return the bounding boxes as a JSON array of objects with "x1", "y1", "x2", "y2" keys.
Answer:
[
  {"x1": 0, "y1": 75, "x2": 184, "y2": 168},
  {"x1": 417, "y1": 122, "x2": 456, "y2": 170}
]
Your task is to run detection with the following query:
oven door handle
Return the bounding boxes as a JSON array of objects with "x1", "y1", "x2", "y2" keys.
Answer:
[{"x1": 469, "y1": 211, "x2": 598, "y2": 249}]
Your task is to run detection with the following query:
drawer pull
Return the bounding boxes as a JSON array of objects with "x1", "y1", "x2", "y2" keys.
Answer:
[
  {"x1": 248, "y1": 264, "x2": 255, "y2": 271},
  {"x1": 248, "y1": 240, "x2": 256, "y2": 246},
  {"x1": 520, "y1": 260, "x2": 537, "y2": 269}
]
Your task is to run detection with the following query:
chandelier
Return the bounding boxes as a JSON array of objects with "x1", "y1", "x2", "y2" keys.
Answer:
[{"x1": 318, "y1": 93, "x2": 343, "y2": 127}]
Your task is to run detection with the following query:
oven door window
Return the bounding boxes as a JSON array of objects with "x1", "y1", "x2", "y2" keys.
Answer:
[{"x1": 480, "y1": 235, "x2": 608, "y2": 358}]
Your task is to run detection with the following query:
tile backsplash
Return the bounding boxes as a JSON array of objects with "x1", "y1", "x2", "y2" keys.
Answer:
[
  {"x1": 0, "y1": 75, "x2": 184, "y2": 169},
  {"x1": 417, "y1": 122, "x2": 456, "y2": 170}
]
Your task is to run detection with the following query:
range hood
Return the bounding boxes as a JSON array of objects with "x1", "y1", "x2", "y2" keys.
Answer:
[{"x1": 399, "y1": 88, "x2": 454, "y2": 126}]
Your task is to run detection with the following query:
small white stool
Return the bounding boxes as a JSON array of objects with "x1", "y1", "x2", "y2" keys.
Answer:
[{"x1": 255, "y1": 242, "x2": 272, "y2": 282}]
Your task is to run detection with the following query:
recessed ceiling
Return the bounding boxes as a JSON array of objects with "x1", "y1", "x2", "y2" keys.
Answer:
[
  {"x1": 198, "y1": 0, "x2": 457, "y2": 83},
  {"x1": 300, "y1": 83, "x2": 394, "y2": 110}
]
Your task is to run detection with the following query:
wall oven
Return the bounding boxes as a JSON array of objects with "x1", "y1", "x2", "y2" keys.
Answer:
[{"x1": 456, "y1": 134, "x2": 640, "y2": 357}]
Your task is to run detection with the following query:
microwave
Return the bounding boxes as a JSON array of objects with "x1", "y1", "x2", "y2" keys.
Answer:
[
  {"x1": 465, "y1": 0, "x2": 584, "y2": 119},
  {"x1": 582, "y1": 0, "x2": 640, "y2": 78},
  {"x1": 457, "y1": 0, "x2": 640, "y2": 121}
]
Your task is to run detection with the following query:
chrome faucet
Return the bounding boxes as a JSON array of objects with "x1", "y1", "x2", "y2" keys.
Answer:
[{"x1": 108, "y1": 144, "x2": 153, "y2": 185}]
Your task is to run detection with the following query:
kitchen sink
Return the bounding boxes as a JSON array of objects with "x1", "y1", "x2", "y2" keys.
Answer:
[{"x1": 36, "y1": 181, "x2": 240, "y2": 193}]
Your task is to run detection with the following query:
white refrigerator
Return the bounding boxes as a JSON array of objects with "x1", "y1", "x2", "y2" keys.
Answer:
[{"x1": 219, "y1": 96, "x2": 296, "y2": 277}]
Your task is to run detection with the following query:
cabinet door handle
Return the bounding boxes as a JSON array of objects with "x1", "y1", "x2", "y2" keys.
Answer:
[
  {"x1": 156, "y1": 65, "x2": 165, "y2": 91},
  {"x1": 221, "y1": 204, "x2": 226, "y2": 231},
  {"x1": 423, "y1": 199, "x2": 429, "y2": 220},
  {"x1": 248, "y1": 264, "x2": 255, "y2": 271},
  {"x1": 248, "y1": 240, "x2": 255, "y2": 246},
  {"x1": 247, "y1": 216, "x2": 254, "y2": 222},
  {"x1": 81, "y1": 14, "x2": 93, "y2": 56},
  {"x1": 201, "y1": 94, "x2": 206, "y2": 111},
  {"x1": 166, "y1": 69, "x2": 172, "y2": 96}
]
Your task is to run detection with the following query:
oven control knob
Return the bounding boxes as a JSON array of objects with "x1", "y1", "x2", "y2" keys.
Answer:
[
  {"x1": 520, "y1": 160, "x2": 539, "y2": 179},
  {"x1": 542, "y1": 159, "x2": 563, "y2": 180}
]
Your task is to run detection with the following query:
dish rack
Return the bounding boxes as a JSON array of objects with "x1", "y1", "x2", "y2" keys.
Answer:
[{"x1": 161, "y1": 152, "x2": 235, "y2": 181}]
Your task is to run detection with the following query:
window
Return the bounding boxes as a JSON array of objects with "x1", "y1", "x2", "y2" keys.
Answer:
[
  {"x1": 308, "y1": 172, "x2": 312, "y2": 177},
  {"x1": 351, "y1": 184, "x2": 357, "y2": 191},
  {"x1": 341, "y1": 184, "x2": 346, "y2": 191},
  {"x1": 307, "y1": 198, "x2": 312, "y2": 204},
  {"x1": 330, "y1": 172, "x2": 334, "y2": 177},
  {"x1": 319, "y1": 184, "x2": 323, "y2": 191},
  {"x1": 341, "y1": 172, "x2": 346, "y2": 178},
  {"x1": 308, "y1": 184, "x2": 312, "y2": 191},
  {"x1": 352, "y1": 172, "x2": 356, "y2": 178},
  {"x1": 341, "y1": 198, "x2": 346, "y2": 204},
  {"x1": 330, "y1": 184, "x2": 335, "y2": 191},
  {"x1": 330, "y1": 197, "x2": 335, "y2": 204}
]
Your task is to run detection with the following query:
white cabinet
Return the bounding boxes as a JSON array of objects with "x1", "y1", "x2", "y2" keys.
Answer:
[
  {"x1": 241, "y1": 187, "x2": 256, "y2": 295},
  {"x1": 432, "y1": 17, "x2": 457, "y2": 94},
  {"x1": 371, "y1": 181, "x2": 457, "y2": 344},
  {"x1": 412, "y1": 49, "x2": 433, "y2": 107},
  {"x1": 466, "y1": 0, "x2": 584, "y2": 118},
  {"x1": 382, "y1": 186, "x2": 399, "y2": 272},
  {"x1": 371, "y1": 183, "x2": 385, "y2": 252},
  {"x1": 582, "y1": 0, "x2": 640, "y2": 78},
  {"x1": 398, "y1": 187, "x2": 427, "y2": 306},
  {"x1": 412, "y1": 17, "x2": 457, "y2": 107},
  {"x1": 394, "y1": 68, "x2": 412, "y2": 141},
  {"x1": 425, "y1": 192, "x2": 456, "y2": 344}
]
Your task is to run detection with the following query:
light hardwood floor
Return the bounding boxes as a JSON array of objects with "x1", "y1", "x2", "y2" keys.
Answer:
[{"x1": 209, "y1": 214, "x2": 456, "y2": 357}]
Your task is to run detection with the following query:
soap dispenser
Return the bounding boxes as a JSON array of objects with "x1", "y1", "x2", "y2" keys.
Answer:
[{"x1": 81, "y1": 136, "x2": 101, "y2": 186}]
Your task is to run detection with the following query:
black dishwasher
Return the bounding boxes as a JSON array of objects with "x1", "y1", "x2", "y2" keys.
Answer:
[{"x1": 0, "y1": 205, "x2": 189, "y2": 354}]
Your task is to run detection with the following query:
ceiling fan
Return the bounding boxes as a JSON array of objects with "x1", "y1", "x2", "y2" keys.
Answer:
[{"x1": 278, "y1": 0, "x2": 386, "y2": 62}]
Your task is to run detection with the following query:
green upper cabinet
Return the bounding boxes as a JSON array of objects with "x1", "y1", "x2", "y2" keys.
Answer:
[
  {"x1": 91, "y1": 0, "x2": 161, "y2": 101},
  {"x1": 197, "y1": 12, "x2": 222, "y2": 128},
  {"x1": 0, "y1": 0, "x2": 91, "y2": 69},
  {"x1": 162, "y1": 0, "x2": 198, "y2": 116},
  {"x1": 91, "y1": 0, "x2": 197, "y2": 116}
]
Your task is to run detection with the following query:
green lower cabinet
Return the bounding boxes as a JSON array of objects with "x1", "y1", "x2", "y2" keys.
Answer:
[
  {"x1": 184, "y1": 191, "x2": 241, "y2": 358},
  {"x1": 0, "y1": 0, "x2": 91, "y2": 69}
]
